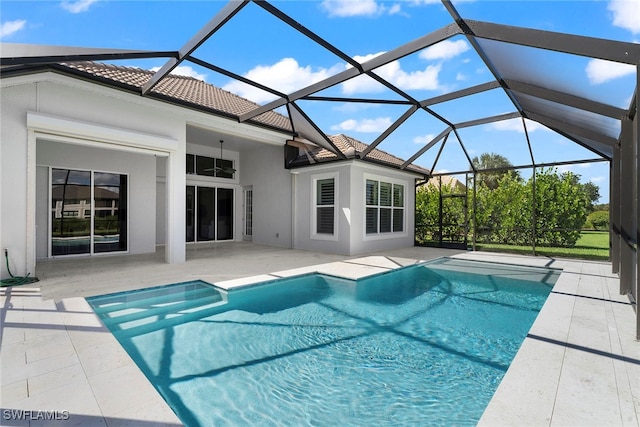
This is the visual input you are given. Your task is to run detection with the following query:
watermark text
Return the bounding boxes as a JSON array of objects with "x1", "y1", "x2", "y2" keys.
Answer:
[{"x1": 2, "y1": 409, "x2": 70, "y2": 421}]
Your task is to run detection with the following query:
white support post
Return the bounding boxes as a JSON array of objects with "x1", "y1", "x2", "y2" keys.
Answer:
[
  {"x1": 26, "y1": 129, "x2": 37, "y2": 276},
  {"x1": 165, "y1": 149, "x2": 186, "y2": 264}
]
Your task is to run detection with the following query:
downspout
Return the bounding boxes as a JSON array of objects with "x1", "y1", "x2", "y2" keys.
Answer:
[
  {"x1": 414, "y1": 178, "x2": 424, "y2": 246},
  {"x1": 291, "y1": 171, "x2": 296, "y2": 249}
]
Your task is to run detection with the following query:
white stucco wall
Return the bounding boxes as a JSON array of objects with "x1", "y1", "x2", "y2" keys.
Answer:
[
  {"x1": 293, "y1": 161, "x2": 417, "y2": 256},
  {"x1": 1, "y1": 74, "x2": 188, "y2": 277},
  {"x1": 35, "y1": 140, "x2": 156, "y2": 258},
  {"x1": 241, "y1": 144, "x2": 293, "y2": 248},
  {"x1": 1, "y1": 69, "x2": 418, "y2": 277},
  {"x1": 292, "y1": 163, "x2": 352, "y2": 254},
  {"x1": 0, "y1": 82, "x2": 35, "y2": 278}
]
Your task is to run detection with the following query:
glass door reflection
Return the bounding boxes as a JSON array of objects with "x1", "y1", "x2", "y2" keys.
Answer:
[
  {"x1": 93, "y1": 172, "x2": 127, "y2": 253},
  {"x1": 197, "y1": 187, "x2": 216, "y2": 241},
  {"x1": 217, "y1": 188, "x2": 233, "y2": 240},
  {"x1": 51, "y1": 169, "x2": 92, "y2": 256},
  {"x1": 186, "y1": 186, "x2": 234, "y2": 242}
]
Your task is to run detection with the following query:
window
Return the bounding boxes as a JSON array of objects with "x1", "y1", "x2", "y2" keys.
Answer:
[
  {"x1": 316, "y1": 178, "x2": 335, "y2": 235},
  {"x1": 186, "y1": 154, "x2": 234, "y2": 179},
  {"x1": 312, "y1": 173, "x2": 338, "y2": 240},
  {"x1": 366, "y1": 178, "x2": 404, "y2": 234},
  {"x1": 195, "y1": 155, "x2": 215, "y2": 177}
]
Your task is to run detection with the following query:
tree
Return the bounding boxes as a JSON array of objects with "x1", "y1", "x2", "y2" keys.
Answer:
[
  {"x1": 472, "y1": 152, "x2": 520, "y2": 190},
  {"x1": 586, "y1": 210, "x2": 609, "y2": 230},
  {"x1": 474, "y1": 172, "x2": 531, "y2": 244},
  {"x1": 417, "y1": 167, "x2": 590, "y2": 248},
  {"x1": 416, "y1": 180, "x2": 465, "y2": 244},
  {"x1": 532, "y1": 169, "x2": 588, "y2": 246},
  {"x1": 579, "y1": 181, "x2": 600, "y2": 213},
  {"x1": 562, "y1": 174, "x2": 600, "y2": 213}
]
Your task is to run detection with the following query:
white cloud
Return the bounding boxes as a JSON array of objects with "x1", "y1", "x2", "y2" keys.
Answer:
[
  {"x1": 342, "y1": 52, "x2": 442, "y2": 94},
  {"x1": 388, "y1": 4, "x2": 402, "y2": 15},
  {"x1": 456, "y1": 73, "x2": 467, "y2": 81},
  {"x1": 608, "y1": 0, "x2": 640, "y2": 34},
  {"x1": 222, "y1": 58, "x2": 342, "y2": 104},
  {"x1": 320, "y1": 0, "x2": 403, "y2": 17},
  {"x1": 556, "y1": 164, "x2": 591, "y2": 175},
  {"x1": 333, "y1": 103, "x2": 380, "y2": 113},
  {"x1": 590, "y1": 176, "x2": 606, "y2": 183},
  {"x1": 419, "y1": 40, "x2": 470, "y2": 61},
  {"x1": 331, "y1": 117, "x2": 392, "y2": 133},
  {"x1": 391, "y1": 62, "x2": 442, "y2": 90},
  {"x1": 585, "y1": 58, "x2": 635, "y2": 84},
  {"x1": 413, "y1": 134, "x2": 435, "y2": 144},
  {"x1": 557, "y1": 164, "x2": 581, "y2": 175},
  {"x1": 321, "y1": 0, "x2": 381, "y2": 17},
  {"x1": 488, "y1": 117, "x2": 548, "y2": 133},
  {"x1": 61, "y1": 0, "x2": 99, "y2": 13},
  {"x1": 0, "y1": 19, "x2": 26, "y2": 38},
  {"x1": 150, "y1": 65, "x2": 208, "y2": 81}
]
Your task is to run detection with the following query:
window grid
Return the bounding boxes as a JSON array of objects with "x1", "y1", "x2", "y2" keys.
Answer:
[
  {"x1": 366, "y1": 179, "x2": 404, "y2": 234},
  {"x1": 316, "y1": 178, "x2": 335, "y2": 235},
  {"x1": 187, "y1": 153, "x2": 234, "y2": 179}
]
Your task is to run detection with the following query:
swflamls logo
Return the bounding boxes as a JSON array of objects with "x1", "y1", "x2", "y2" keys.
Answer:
[{"x1": 2, "y1": 409, "x2": 70, "y2": 420}]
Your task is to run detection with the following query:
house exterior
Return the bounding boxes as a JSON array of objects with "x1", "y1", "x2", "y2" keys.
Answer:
[{"x1": 0, "y1": 62, "x2": 427, "y2": 279}]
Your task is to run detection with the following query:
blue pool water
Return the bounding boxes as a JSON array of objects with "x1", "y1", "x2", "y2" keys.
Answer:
[{"x1": 87, "y1": 258, "x2": 559, "y2": 426}]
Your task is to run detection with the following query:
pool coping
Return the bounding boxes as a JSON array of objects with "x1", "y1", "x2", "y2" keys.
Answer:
[{"x1": 1, "y1": 252, "x2": 638, "y2": 426}]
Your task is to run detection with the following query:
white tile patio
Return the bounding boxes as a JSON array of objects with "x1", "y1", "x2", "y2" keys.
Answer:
[{"x1": 1, "y1": 244, "x2": 638, "y2": 426}]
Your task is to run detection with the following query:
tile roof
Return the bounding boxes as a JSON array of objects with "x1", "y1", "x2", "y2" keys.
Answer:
[
  {"x1": 292, "y1": 134, "x2": 430, "y2": 175},
  {"x1": 57, "y1": 61, "x2": 292, "y2": 132},
  {"x1": 51, "y1": 62, "x2": 428, "y2": 175},
  {"x1": 425, "y1": 175, "x2": 466, "y2": 191}
]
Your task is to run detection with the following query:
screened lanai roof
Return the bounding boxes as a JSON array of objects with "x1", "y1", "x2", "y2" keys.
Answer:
[{"x1": 1, "y1": 0, "x2": 638, "y2": 175}]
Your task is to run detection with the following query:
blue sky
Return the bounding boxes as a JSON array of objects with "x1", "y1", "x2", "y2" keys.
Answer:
[{"x1": 2, "y1": 0, "x2": 639, "y2": 203}]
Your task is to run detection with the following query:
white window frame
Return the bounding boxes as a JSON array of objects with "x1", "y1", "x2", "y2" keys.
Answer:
[
  {"x1": 363, "y1": 173, "x2": 408, "y2": 240},
  {"x1": 311, "y1": 172, "x2": 339, "y2": 241}
]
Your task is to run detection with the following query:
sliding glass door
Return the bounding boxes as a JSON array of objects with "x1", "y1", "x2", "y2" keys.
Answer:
[
  {"x1": 93, "y1": 172, "x2": 127, "y2": 253},
  {"x1": 197, "y1": 187, "x2": 216, "y2": 241},
  {"x1": 51, "y1": 169, "x2": 92, "y2": 255},
  {"x1": 186, "y1": 185, "x2": 234, "y2": 242},
  {"x1": 51, "y1": 168, "x2": 127, "y2": 257},
  {"x1": 217, "y1": 188, "x2": 233, "y2": 240}
]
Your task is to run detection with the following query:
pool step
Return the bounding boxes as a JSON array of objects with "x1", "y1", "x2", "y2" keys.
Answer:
[
  {"x1": 92, "y1": 283, "x2": 215, "y2": 315},
  {"x1": 99, "y1": 291, "x2": 226, "y2": 330},
  {"x1": 87, "y1": 281, "x2": 232, "y2": 335},
  {"x1": 112, "y1": 299, "x2": 233, "y2": 339}
]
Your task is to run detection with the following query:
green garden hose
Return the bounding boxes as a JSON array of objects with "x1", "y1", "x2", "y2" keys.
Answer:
[{"x1": 0, "y1": 249, "x2": 39, "y2": 287}]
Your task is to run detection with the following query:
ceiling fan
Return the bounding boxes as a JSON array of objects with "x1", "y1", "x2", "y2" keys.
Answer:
[{"x1": 205, "y1": 140, "x2": 236, "y2": 175}]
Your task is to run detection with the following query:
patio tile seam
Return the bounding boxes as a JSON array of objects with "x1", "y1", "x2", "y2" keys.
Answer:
[
  {"x1": 601, "y1": 272, "x2": 630, "y2": 425},
  {"x1": 548, "y1": 282, "x2": 578, "y2": 427}
]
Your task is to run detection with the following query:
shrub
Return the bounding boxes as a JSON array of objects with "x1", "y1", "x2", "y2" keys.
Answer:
[{"x1": 587, "y1": 210, "x2": 609, "y2": 230}]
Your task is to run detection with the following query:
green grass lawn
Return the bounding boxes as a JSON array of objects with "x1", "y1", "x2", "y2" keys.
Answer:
[{"x1": 474, "y1": 231, "x2": 610, "y2": 261}]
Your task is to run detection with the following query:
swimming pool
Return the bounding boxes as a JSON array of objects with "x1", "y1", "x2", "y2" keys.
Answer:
[{"x1": 87, "y1": 258, "x2": 559, "y2": 426}]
